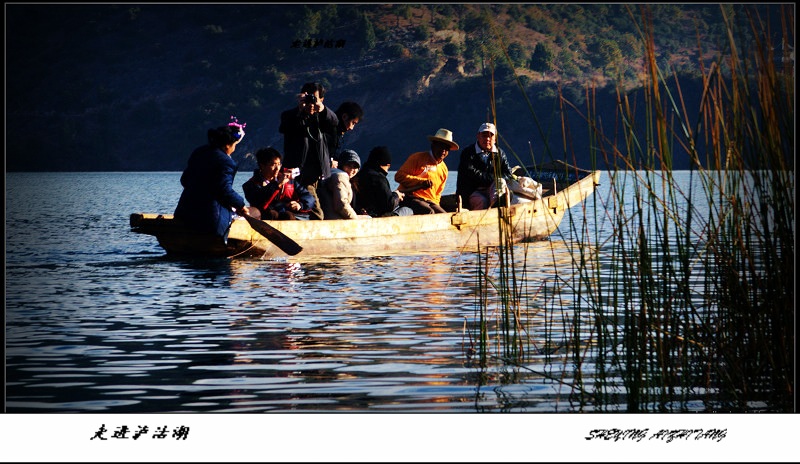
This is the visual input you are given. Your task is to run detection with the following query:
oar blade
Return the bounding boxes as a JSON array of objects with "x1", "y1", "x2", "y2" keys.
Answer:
[{"x1": 243, "y1": 214, "x2": 303, "y2": 256}]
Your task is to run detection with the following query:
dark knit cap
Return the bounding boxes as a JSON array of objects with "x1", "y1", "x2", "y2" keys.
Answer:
[
  {"x1": 338, "y1": 149, "x2": 361, "y2": 168},
  {"x1": 367, "y1": 146, "x2": 393, "y2": 166}
]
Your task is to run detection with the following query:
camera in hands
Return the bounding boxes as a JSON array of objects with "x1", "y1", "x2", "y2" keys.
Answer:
[{"x1": 281, "y1": 167, "x2": 300, "y2": 178}]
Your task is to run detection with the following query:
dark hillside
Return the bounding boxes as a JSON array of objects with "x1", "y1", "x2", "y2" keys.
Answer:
[{"x1": 6, "y1": 4, "x2": 786, "y2": 172}]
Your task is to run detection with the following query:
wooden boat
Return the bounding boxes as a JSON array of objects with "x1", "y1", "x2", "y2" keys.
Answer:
[{"x1": 130, "y1": 161, "x2": 601, "y2": 259}]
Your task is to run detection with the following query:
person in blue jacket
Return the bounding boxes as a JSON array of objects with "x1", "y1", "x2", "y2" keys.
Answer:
[{"x1": 174, "y1": 117, "x2": 257, "y2": 241}]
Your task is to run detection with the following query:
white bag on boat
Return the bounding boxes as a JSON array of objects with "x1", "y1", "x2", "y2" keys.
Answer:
[
  {"x1": 496, "y1": 177, "x2": 508, "y2": 197},
  {"x1": 508, "y1": 176, "x2": 542, "y2": 201}
]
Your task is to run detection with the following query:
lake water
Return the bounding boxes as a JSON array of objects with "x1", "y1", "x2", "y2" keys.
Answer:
[{"x1": 4, "y1": 171, "x2": 794, "y2": 461}]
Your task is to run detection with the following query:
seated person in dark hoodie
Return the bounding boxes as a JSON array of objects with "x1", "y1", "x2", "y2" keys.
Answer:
[
  {"x1": 242, "y1": 147, "x2": 314, "y2": 220},
  {"x1": 353, "y1": 146, "x2": 414, "y2": 217}
]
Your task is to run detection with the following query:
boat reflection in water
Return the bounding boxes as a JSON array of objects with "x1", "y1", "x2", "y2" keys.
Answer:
[{"x1": 194, "y1": 252, "x2": 490, "y2": 412}]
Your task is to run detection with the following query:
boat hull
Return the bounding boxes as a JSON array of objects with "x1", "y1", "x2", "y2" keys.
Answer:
[{"x1": 131, "y1": 168, "x2": 600, "y2": 259}]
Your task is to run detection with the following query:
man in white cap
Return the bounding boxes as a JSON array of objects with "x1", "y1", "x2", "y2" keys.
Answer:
[
  {"x1": 456, "y1": 122, "x2": 513, "y2": 210},
  {"x1": 394, "y1": 128, "x2": 459, "y2": 214}
]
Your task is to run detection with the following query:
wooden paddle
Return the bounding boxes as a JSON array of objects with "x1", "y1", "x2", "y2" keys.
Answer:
[{"x1": 242, "y1": 213, "x2": 303, "y2": 256}]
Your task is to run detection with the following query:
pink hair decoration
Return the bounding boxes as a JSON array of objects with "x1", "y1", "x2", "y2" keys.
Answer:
[{"x1": 228, "y1": 116, "x2": 246, "y2": 140}]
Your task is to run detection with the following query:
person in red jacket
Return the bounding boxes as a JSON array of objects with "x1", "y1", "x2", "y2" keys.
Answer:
[{"x1": 242, "y1": 147, "x2": 315, "y2": 220}]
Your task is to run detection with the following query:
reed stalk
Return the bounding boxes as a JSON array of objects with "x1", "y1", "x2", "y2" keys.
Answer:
[{"x1": 469, "y1": 4, "x2": 793, "y2": 412}]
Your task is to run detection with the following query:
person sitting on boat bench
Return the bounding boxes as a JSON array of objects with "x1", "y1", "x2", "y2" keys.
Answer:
[
  {"x1": 395, "y1": 128, "x2": 459, "y2": 214},
  {"x1": 319, "y1": 149, "x2": 368, "y2": 220},
  {"x1": 174, "y1": 118, "x2": 260, "y2": 242},
  {"x1": 352, "y1": 146, "x2": 414, "y2": 217},
  {"x1": 456, "y1": 122, "x2": 513, "y2": 210},
  {"x1": 242, "y1": 147, "x2": 315, "y2": 220}
]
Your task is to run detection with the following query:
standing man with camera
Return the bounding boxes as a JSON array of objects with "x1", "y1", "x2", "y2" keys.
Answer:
[{"x1": 279, "y1": 82, "x2": 339, "y2": 220}]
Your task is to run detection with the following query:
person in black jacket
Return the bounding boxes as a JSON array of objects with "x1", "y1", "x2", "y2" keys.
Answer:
[
  {"x1": 278, "y1": 82, "x2": 339, "y2": 220},
  {"x1": 174, "y1": 118, "x2": 259, "y2": 241},
  {"x1": 353, "y1": 146, "x2": 413, "y2": 217},
  {"x1": 328, "y1": 101, "x2": 364, "y2": 168},
  {"x1": 455, "y1": 122, "x2": 513, "y2": 210}
]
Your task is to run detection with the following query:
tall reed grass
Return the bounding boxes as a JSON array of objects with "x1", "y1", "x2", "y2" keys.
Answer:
[{"x1": 469, "y1": 4, "x2": 793, "y2": 412}]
